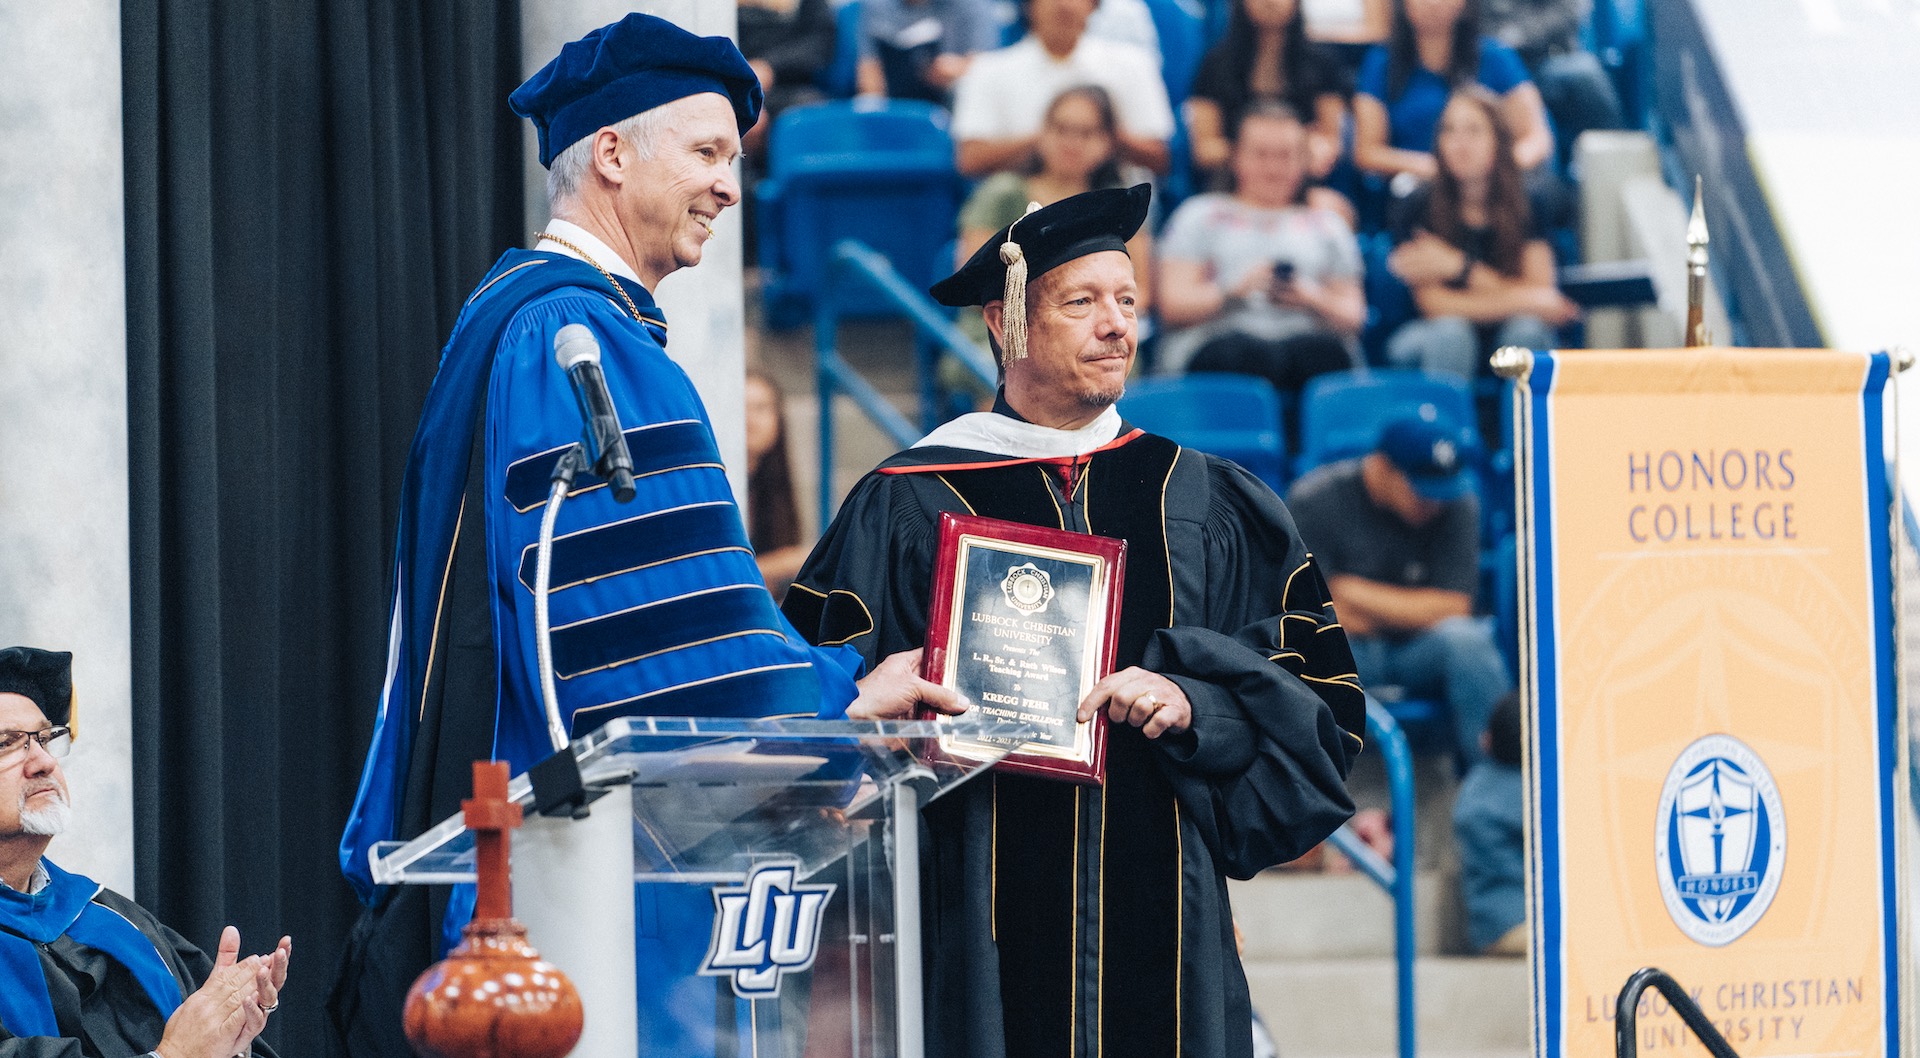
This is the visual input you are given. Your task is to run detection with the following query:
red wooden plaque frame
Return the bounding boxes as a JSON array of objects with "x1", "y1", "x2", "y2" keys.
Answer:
[{"x1": 921, "y1": 512, "x2": 1126, "y2": 784}]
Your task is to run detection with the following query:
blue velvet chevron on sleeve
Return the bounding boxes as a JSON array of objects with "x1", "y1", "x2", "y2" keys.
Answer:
[{"x1": 482, "y1": 290, "x2": 850, "y2": 773}]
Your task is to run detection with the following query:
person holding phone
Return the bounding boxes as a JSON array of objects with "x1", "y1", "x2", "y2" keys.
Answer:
[{"x1": 1157, "y1": 103, "x2": 1366, "y2": 443}]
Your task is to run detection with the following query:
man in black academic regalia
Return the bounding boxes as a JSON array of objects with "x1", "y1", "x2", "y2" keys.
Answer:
[
  {"x1": 782, "y1": 184, "x2": 1368, "y2": 1058},
  {"x1": 0, "y1": 647, "x2": 291, "y2": 1058}
]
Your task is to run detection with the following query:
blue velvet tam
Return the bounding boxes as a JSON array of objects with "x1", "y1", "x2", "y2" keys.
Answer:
[{"x1": 511, "y1": 12, "x2": 765, "y2": 168}]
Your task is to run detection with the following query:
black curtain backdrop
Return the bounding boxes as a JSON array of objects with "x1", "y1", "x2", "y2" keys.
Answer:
[{"x1": 121, "y1": 0, "x2": 524, "y2": 1049}]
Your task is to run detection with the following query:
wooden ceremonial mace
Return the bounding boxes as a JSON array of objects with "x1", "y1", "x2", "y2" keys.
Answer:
[
  {"x1": 1685, "y1": 176, "x2": 1711, "y2": 348},
  {"x1": 404, "y1": 761, "x2": 585, "y2": 1058}
]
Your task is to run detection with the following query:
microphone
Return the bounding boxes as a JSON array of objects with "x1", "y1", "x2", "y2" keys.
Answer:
[{"x1": 553, "y1": 324, "x2": 636, "y2": 503}]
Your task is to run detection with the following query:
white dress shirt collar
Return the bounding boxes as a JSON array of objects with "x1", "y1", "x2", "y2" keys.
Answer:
[{"x1": 537, "y1": 217, "x2": 643, "y2": 285}]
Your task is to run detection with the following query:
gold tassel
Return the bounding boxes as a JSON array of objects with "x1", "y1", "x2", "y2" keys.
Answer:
[{"x1": 998, "y1": 202, "x2": 1043, "y2": 362}]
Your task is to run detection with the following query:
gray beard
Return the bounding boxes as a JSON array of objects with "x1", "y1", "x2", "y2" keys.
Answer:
[
  {"x1": 1076, "y1": 343, "x2": 1132, "y2": 409},
  {"x1": 18, "y1": 789, "x2": 70, "y2": 837}
]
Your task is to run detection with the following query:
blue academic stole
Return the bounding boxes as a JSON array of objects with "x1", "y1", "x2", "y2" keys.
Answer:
[{"x1": 0, "y1": 860, "x2": 183, "y2": 1038}]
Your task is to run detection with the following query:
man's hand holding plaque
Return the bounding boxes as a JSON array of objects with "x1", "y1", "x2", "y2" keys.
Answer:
[
  {"x1": 922, "y1": 513, "x2": 1127, "y2": 784},
  {"x1": 847, "y1": 648, "x2": 970, "y2": 720},
  {"x1": 1077, "y1": 668, "x2": 1191, "y2": 740}
]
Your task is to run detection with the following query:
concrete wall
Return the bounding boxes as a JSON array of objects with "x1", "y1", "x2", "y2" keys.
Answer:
[
  {"x1": 520, "y1": 1, "x2": 749, "y2": 504},
  {"x1": 0, "y1": 2, "x2": 134, "y2": 892}
]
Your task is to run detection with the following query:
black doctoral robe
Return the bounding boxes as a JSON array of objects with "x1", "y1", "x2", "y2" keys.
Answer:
[
  {"x1": 782, "y1": 427, "x2": 1367, "y2": 1058},
  {"x1": 0, "y1": 887, "x2": 279, "y2": 1058}
]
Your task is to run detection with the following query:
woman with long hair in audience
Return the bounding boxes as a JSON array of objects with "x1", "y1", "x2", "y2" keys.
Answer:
[
  {"x1": 1352, "y1": 0, "x2": 1553, "y2": 184},
  {"x1": 745, "y1": 370, "x2": 807, "y2": 600},
  {"x1": 1186, "y1": 0, "x2": 1350, "y2": 195},
  {"x1": 949, "y1": 85, "x2": 1153, "y2": 404},
  {"x1": 1384, "y1": 88, "x2": 1576, "y2": 378}
]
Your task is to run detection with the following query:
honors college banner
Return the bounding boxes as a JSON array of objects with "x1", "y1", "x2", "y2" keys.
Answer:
[{"x1": 1514, "y1": 348, "x2": 1904, "y2": 1058}]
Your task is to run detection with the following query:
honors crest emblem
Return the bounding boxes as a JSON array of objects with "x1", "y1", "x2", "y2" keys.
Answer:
[
  {"x1": 700, "y1": 862, "x2": 835, "y2": 998},
  {"x1": 1653, "y1": 734, "x2": 1786, "y2": 946},
  {"x1": 1001, "y1": 563, "x2": 1054, "y2": 615}
]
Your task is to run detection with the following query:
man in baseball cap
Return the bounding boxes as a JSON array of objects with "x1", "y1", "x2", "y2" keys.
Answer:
[{"x1": 1287, "y1": 411, "x2": 1513, "y2": 764}]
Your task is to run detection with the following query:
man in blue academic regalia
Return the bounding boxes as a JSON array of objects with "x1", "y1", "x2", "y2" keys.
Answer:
[
  {"x1": 330, "y1": 13, "x2": 961, "y2": 1056},
  {"x1": 0, "y1": 647, "x2": 291, "y2": 1058}
]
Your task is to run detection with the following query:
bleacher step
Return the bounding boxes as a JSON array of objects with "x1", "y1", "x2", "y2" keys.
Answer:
[
  {"x1": 1247, "y1": 956, "x2": 1530, "y2": 1057},
  {"x1": 1230, "y1": 869, "x2": 1457, "y2": 960}
]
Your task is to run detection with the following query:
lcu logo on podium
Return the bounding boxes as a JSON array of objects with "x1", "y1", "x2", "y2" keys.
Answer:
[
  {"x1": 700, "y1": 862, "x2": 836, "y2": 998},
  {"x1": 1653, "y1": 733, "x2": 1787, "y2": 947}
]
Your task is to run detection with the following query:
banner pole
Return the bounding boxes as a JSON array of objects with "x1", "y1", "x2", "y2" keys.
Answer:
[
  {"x1": 1685, "y1": 176, "x2": 1711, "y2": 348},
  {"x1": 1493, "y1": 344, "x2": 1541, "y2": 1058}
]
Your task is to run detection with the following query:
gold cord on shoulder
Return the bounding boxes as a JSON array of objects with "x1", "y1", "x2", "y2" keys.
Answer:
[{"x1": 535, "y1": 230, "x2": 646, "y2": 324}]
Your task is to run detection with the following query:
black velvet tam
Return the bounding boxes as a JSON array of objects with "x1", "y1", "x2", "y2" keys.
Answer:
[
  {"x1": 931, "y1": 183, "x2": 1152, "y2": 307},
  {"x1": 0, "y1": 647, "x2": 72, "y2": 727}
]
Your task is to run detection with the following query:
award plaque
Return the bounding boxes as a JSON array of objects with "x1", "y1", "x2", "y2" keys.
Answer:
[{"x1": 922, "y1": 512, "x2": 1126, "y2": 784}]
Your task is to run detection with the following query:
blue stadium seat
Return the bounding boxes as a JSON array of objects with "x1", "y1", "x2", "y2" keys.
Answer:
[
  {"x1": 1201, "y1": 0, "x2": 1231, "y2": 44},
  {"x1": 1486, "y1": 531, "x2": 1520, "y2": 684},
  {"x1": 1145, "y1": 0, "x2": 1205, "y2": 110},
  {"x1": 1359, "y1": 230, "x2": 1416, "y2": 366},
  {"x1": 1143, "y1": 0, "x2": 1206, "y2": 210},
  {"x1": 1480, "y1": 378, "x2": 1518, "y2": 544},
  {"x1": 815, "y1": 0, "x2": 862, "y2": 98},
  {"x1": 1118, "y1": 373, "x2": 1288, "y2": 490},
  {"x1": 1294, "y1": 369, "x2": 1477, "y2": 478},
  {"x1": 1369, "y1": 689, "x2": 1452, "y2": 757},
  {"x1": 755, "y1": 100, "x2": 964, "y2": 327}
]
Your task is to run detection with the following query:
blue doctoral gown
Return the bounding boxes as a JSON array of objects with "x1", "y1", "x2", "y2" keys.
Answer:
[{"x1": 336, "y1": 249, "x2": 860, "y2": 1056}]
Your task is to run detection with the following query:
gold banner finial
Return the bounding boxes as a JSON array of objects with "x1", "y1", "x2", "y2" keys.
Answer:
[
  {"x1": 1686, "y1": 176, "x2": 1712, "y2": 348},
  {"x1": 1491, "y1": 345, "x2": 1534, "y2": 379}
]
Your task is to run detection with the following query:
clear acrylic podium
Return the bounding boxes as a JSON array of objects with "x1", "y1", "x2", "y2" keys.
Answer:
[{"x1": 369, "y1": 715, "x2": 1033, "y2": 1058}]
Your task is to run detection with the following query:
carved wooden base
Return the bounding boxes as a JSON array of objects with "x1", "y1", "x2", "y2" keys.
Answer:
[{"x1": 404, "y1": 916, "x2": 584, "y2": 1058}]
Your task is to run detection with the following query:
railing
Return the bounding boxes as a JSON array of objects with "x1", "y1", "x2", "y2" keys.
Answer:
[
  {"x1": 811, "y1": 239, "x2": 997, "y2": 526},
  {"x1": 1616, "y1": 968, "x2": 1741, "y2": 1058},
  {"x1": 1327, "y1": 700, "x2": 1419, "y2": 1058}
]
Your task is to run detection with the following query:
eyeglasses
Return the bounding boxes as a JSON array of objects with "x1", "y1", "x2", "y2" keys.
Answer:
[{"x1": 0, "y1": 727, "x2": 71, "y2": 761}]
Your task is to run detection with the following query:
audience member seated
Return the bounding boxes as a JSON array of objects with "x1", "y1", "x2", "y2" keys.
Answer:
[
  {"x1": 954, "y1": 85, "x2": 1154, "y2": 390},
  {"x1": 740, "y1": 0, "x2": 839, "y2": 154},
  {"x1": 949, "y1": 0, "x2": 1175, "y2": 177},
  {"x1": 746, "y1": 371, "x2": 808, "y2": 600},
  {"x1": 1352, "y1": 0, "x2": 1554, "y2": 190},
  {"x1": 857, "y1": 0, "x2": 1002, "y2": 104},
  {"x1": 1482, "y1": 0, "x2": 1624, "y2": 169},
  {"x1": 1384, "y1": 88, "x2": 1577, "y2": 378},
  {"x1": 0, "y1": 646, "x2": 292, "y2": 1057},
  {"x1": 1287, "y1": 413, "x2": 1513, "y2": 765},
  {"x1": 1156, "y1": 103, "x2": 1365, "y2": 436},
  {"x1": 1187, "y1": 0, "x2": 1350, "y2": 198},
  {"x1": 1454, "y1": 690, "x2": 1526, "y2": 955}
]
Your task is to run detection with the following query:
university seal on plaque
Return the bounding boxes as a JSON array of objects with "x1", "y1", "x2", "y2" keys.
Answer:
[{"x1": 1001, "y1": 563, "x2": 1054, "y2": 615}]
